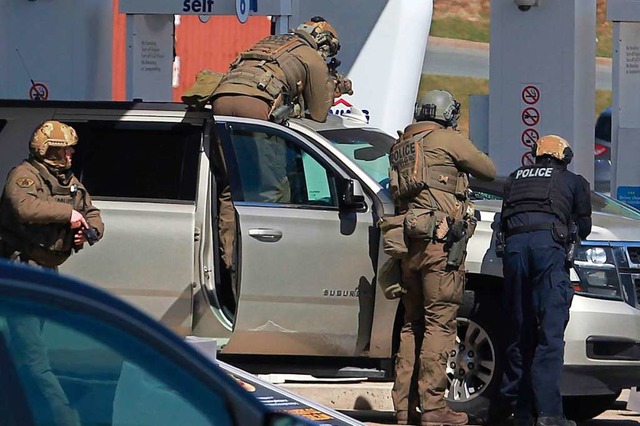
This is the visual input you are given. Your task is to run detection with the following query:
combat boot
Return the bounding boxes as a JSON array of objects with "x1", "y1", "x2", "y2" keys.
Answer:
[
  {"x1": 536, "y1": 417, "x2": 576, "y2": 426},
  {"x1": 498, "y1": 414, "x2": 535, "y2": 426},
  {"x1": 420, "y1": 406, "x2": 468, "y2": 426},
  {"x1": 396, "y1": 408, "x2": 421, "y2": 425}
]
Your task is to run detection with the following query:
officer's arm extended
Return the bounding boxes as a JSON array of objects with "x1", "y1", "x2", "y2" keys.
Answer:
[
  {"x1": 74, "y1": 178, "x2": 105, "y2": 241},
  {"x1": 574, "y1": 175, "x2": 592, "y2": 240},
  {"x1": 302, "y1": 51, "x2": 335, "y2": 123},
  {"x1": 446, "y1": 132, "x2": 497, "y2": 181}
]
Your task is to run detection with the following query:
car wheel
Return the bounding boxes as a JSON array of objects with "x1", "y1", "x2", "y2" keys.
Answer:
[
  {"x1": 446, "y1": 289, "x2": 505, "y2": 425},
  {"x1": 563, "y1": 391, "x2": 621, "y2": 421}
]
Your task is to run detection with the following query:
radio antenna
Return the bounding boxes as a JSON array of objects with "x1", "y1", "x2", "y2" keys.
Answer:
[{"x1": 16, "y1": 48, "x2": 40, "y2": 99}]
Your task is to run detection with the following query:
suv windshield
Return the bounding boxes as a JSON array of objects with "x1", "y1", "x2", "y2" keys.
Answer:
[
  {"x1": 592, "y1": 192, "x2": 640, "y2": 220},
  {"x1": 469, "y1": 179, "x2": 640, "y2": 220},
  {"x1": 318, "y1": 128, "x2": 394, "y2": 186}
]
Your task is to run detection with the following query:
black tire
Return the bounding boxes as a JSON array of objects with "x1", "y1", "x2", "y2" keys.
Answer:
[
  {"x1": 563, "y1": 391, "x2": 621, "y2": 421},
  {"x1": 446, "y1": 289, "x2": 506, "y2": 425}
]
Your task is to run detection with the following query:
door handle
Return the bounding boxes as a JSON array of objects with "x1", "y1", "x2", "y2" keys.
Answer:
[{"x1": 248, "y1": 228, "x2": 283, "y2": 242}]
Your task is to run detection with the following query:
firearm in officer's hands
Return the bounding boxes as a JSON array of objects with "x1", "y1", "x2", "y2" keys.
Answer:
[
  {"x1": 73, "y1": 224, "x2": 100, "y2": 252},
  {"x1": 82, "y1": 225, "x2": 100, "y2": 246},
  {"x1": 327, "y1": 58, "x2": 353, "y2": 96}
]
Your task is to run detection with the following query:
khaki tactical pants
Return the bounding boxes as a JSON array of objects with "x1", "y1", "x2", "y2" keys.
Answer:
[
  {"x1": 392, "y1": 238, "x2": 465, "y2": 413},
  {"x1": 211, "y1": 95, "x2": 270, "y2": 271}
]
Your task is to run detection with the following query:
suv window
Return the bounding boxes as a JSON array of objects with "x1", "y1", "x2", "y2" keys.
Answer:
[
  {"x1": 222, "y1": 125, "x2": 337, "y2": 207},
  {"x1": 318, "y1": 128, "x2": 394, "y2": 186},
  {"x1": 71, "y1": 122, "x2": 200, "y2": 202}
]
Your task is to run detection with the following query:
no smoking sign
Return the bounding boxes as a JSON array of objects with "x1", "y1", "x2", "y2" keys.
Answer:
[
  {"x1": 522, "y1": 85, "x2": 540, "y2": 105},
  {"x1": 29, "y1": 82, "x2": 48, "y2": 100}
]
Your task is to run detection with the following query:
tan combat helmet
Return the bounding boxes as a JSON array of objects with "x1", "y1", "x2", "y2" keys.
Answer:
[
  {"x1": 534, "y1": 134, "x2": 574, "y2": 164},
  {"x1": 414, "y1": 89, "x2": 461, "y2": 129},
  {"x1": 296, "y1": 16, "x2": 340, "y2": 58},
  {"x1": 30, "y1": 120, "x2": 78, "y2": 168}
]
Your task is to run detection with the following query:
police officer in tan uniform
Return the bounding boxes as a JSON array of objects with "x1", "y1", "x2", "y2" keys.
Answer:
[
  {"x1": 212, "y1": 16, "x2": 348, "y2": 122},
  {"x1": 211, "y1": 16, "x2": 352, "y2": 276},
  {"x1": 389, "y1": 90, "x2": 496, "y2": 425},
  {"x1": 0, "y1": 120, "x2": 104, "y2": 426}
]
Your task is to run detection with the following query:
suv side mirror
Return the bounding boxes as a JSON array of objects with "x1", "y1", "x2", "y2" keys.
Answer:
[{"x1": 339, "y1": 178, "x2": 366, "y2": 211}]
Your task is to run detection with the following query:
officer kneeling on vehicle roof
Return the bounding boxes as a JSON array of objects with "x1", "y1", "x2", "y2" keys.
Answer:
[
  {"x1": 495, "y1": 135, "x2": 592, "y2": 426},
  {"x1": 201, "y1": 16, "x2": 353, "y2": 288},
  {"x1": 384, "y1": 89, "x2": 496, "y2": 426}
]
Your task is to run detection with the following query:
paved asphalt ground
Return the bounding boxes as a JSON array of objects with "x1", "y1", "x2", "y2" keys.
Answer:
[
  {"x1": 349, "y1": 390, "x2": 640, "y2": 425},
  {"x1": 275, "y1": 378, "x2": 639, "y2": 426}
]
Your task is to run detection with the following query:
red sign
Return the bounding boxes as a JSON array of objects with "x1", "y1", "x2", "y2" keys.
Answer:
[
  {"x1": 521, "y1": 151, "x2": 535, "y2": 166},
  {"x1": 522, "y1": 85, "x2": 540, "y2": 105},
  {"x1": 29, "y1": 82, "x2": 48, "y2": 100},
  {"x1": 521, "y1": 128, "x2": 539, "y2": 147},
  {"x1": 333, "y1": 98, "x2": 352, "y2": 107},
  {"x1": 521, "y1": 107, "x2": 540, "y2": 126}
]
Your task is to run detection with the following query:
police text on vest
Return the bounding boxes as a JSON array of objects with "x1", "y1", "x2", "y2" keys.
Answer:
[{"x1": 515, "y1": 167, "x2": 553, "y2": 179}]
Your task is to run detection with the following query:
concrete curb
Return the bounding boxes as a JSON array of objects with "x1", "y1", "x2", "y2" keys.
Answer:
[{"x1": 280, "y1": 382, "x2": 395, "y2": 412}]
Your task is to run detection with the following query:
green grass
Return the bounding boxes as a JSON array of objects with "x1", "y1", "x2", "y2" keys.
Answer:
[
  {"x1": 596, "y1": 31, "x2": 613, "y2": 58},
  {"x1": 419, "y1": 75, "x2": 612, "y2": 137},
  {"x1": 431, "y1": 17, "x2": 613, "y2": 58},
  {"x1": 425, "y1": 12, "x2": 612, "y2": 136},
  {"x1": 430, "y1": 16, "x2": 490, "y2": 43},
  {"x1": 418, "y1": 75, "x2": 488, "y2": 137}
]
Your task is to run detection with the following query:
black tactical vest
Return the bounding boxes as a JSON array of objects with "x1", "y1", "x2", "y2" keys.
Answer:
[{"x1": 502, "y1": 164, "x2": 572, "y2": 225}]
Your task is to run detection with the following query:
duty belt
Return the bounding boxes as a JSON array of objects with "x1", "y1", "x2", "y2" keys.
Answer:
[{"x1": 505, "y1": 223, "x2": 552, "y2": 238}]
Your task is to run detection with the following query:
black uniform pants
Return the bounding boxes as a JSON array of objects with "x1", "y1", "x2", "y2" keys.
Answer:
[{"x1": 500, "y1": 230, "x2": 574, "y2": 418}]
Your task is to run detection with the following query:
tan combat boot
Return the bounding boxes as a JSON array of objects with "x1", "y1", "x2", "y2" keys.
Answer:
[
  {"x1": 420, "y1": 406, "x2": 468, "y2": 426},
  {"x1": 396, "y1": 408, "x2": 421, "y2": 425}
]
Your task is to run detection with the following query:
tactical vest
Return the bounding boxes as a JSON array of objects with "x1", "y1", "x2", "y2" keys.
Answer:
[
  {"x1": 0, "y1": 161, "x2": 81, "y2": 266},
  {"x1": 223, "y1": 34, "x2": 307, "y2": 105},
  {"x1": 389, "y1": 130, "x2": 469, "y2": 203},
  {"x1": 502, "y1": 164, "x2": 572, "y2": 225}
]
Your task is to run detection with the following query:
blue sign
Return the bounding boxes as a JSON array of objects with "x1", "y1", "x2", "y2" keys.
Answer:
[{"x1": 617, "y1": 186, "x2": 640, "y2": 210}]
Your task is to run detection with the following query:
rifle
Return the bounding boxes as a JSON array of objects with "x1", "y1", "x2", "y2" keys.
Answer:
[{"x1": 327, "y1": 58, "x2": 353, "y2": 96}]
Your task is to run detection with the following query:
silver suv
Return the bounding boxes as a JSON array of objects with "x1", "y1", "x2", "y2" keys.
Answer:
[{"x1": 1, "y1": 100, "x2": 639, "y2": 423}]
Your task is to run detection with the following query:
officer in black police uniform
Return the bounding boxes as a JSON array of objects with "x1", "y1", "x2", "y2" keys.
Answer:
[{"x1": 497, "y1": 135, "x2": 592, "y2": 426}]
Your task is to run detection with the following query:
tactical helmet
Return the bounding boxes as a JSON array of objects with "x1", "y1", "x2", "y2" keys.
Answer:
[
  {"x1": 414, "y1": 90, "x2": 461, "y2": 128},
  {"x1": 296, "y1": 16, "x2": 340, "y2": 58},
  {"x1": 30, "y1": 120, "x2": 78, "y2": 169},
  {"x1": 532, "y1": 134, "x2": 574, "y2": 164}
]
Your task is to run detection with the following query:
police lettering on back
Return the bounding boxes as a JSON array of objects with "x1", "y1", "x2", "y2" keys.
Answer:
[
  {"x1": 389, "y1": 141, "x2": 415, "y2": 168},
  {"x1": 515, "y1": 167, "x2": 553, "y2": 180}
]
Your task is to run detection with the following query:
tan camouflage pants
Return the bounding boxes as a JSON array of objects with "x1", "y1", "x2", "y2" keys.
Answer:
[
  {"x1": 211, "y1": 95, "x2": 270, "y2": 271},
  {"x1": 392, "y1": 238, "x2": 465, "y2": 413}
]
